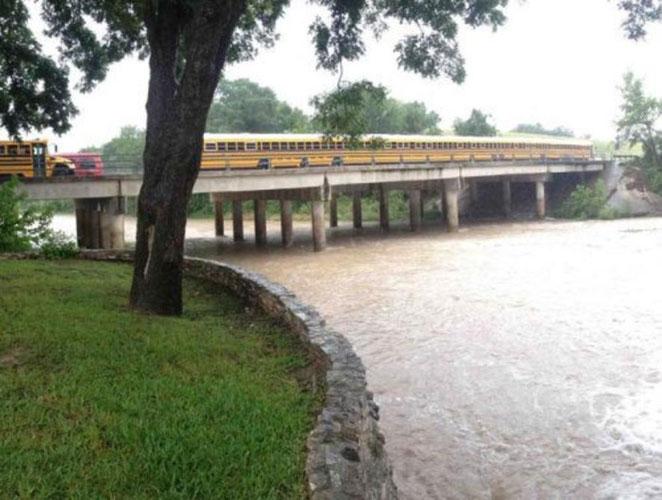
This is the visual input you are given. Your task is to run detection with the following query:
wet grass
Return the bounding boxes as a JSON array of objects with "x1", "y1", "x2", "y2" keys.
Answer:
[{"x1": 0, "y1": 260, "x2": 317, "y2": 499}]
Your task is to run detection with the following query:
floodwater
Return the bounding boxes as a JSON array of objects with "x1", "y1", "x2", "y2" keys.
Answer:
[{"x1": 53, "y1": 214, "x2": 662, "y2": 499}]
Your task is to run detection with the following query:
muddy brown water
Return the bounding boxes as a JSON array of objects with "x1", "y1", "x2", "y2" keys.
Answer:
[{"x1": 53, "y1": 214, "x2": 662, "y2": 499}]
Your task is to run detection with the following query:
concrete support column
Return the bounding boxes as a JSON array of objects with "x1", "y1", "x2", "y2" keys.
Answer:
[
  {"x1": 503, "y1": 180, "x2": 512, "y2": 218},
  {"x1": 254, "y1": 199, "x2": 267, "y2": 247},
  {"x1": 280, "y1": 200, "x2": 293, "y2": 248},
  {"x1": 536, "y1": 181, "x2": 546, "y2": 219},
  {"x1": 232, "y1": 200, "x2": 244, "y2": 242},
  {"x1": 444, "y1": 179, "x2": 460, "y2": 232},
  {"x1": 439, "y1": 188, "x2": 445, "y2": 220},
  {"x1": 211, "y1": 193, "x2": 224, "y2": 236},
  {"x1": 420, "y1": 191, "x2": 426, "y2": 220},
  {"x1": 75, "y1": 199, "x2": 99, "y2": 249},
  {"x1": 75, "y1": 197, "x2": 124, "y2": 249},
  {"x1": 470, "y1": 181, "x2": 479, "y2": 204},
  {"x1": 352, "y1": 193, "x2": 362, "y2": 229},
  {"x1": 408, "y1": 190, "x2": 422, "y2": 232},
  {"x1": 379, "y1": 186, "x2": 390, "y2": 231},
  {"x1": 330, "y1": 194, "x2": 338, "y2": 228},
  {"x1": 311, "y1": 200, "x2": 326, "y2": 252}
]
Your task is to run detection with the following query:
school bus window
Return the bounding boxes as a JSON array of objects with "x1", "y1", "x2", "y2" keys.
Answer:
[
  {"x1": 217, "y1": 143, "x2": 226, "y2": 151},
  {"x1": 246, "y1": 143, "x2": 256, "y2": 151},
  {"x1": 205, "y1": 143, "x2": 216, "y2": 151},
  {"x1": 0, "y1": 146, "x2": 5, "y2": 155},
  {"x1": 313, "y1": 142, "x2": 321, "y2": 150},
  {"x1": 295, "y1": 142, "x2": 303, "y2": 150},
  {"x1": 20, "y1": 146, "x2": 30, "y2": 155},
  {"x1": 227, "y1": 142, "x2": 236, "y2": 151},
  {"x1": 8, "y1": 145, "x2": 18, "y2": 155}
]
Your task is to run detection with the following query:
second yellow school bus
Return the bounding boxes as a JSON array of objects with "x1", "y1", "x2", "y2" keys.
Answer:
[{"x1": 200, "y1": 133, "x2": 593, "y2": 170}]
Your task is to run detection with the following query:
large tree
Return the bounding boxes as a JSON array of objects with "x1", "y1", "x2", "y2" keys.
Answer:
[
  {"x1": 207, "y1": 79, "x2": 310, "y2": 133},
  {"x1": 1, "y1": 0, "x2": 660, "y2": 315},
  {"x1": 616, "y1": 71, "x2": 661, "y2": 167},
  {"x1": 453, "y1": 109, "x2": 498, "y2": 136}
]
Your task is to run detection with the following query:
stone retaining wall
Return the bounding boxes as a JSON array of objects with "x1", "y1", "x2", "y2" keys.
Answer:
[{"x1": 78, "y1": 251, "x2": 398, "y2": 499}]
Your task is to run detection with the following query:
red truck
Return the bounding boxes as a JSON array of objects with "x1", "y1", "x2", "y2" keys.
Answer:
[{"x1": 60, "y1": 152, "x2": 104, "y2": 177}]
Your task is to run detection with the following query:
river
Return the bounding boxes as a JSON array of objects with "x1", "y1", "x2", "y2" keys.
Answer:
[{"x1": 54, "y1": 214, "x2": 662, "y2": 499}]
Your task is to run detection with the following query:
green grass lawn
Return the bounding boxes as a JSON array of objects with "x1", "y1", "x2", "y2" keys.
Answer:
[{"x1": 0, "y1": 260, "x2": 317, "y2": 499}]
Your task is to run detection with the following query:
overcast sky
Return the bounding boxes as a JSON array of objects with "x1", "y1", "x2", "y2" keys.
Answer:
[{"x1": 33, "y1": 0, "x2": 662, "y2": 151}]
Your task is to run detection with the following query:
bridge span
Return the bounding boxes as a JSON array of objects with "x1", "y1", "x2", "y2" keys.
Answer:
[{"x1": 20, "y1": 159, "x2": 606, "y2": 251}]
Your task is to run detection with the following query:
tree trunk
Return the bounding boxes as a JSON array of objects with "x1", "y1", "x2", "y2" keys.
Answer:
[{"x1": 130, "y1": 1, "x2": 244, "y2": 315}]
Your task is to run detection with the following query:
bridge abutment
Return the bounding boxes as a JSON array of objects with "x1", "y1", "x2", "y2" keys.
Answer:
[{"x1": 74, "y1": 197, "x2": 125, "y2": 250}]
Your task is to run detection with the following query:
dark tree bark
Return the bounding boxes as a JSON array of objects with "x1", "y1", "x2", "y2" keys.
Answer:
[{"x1": 130, "y1": 1, "x2": 245, "y2": 315}]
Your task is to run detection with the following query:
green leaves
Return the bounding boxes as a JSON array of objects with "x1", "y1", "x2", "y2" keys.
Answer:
[
  {"x1": 618, "y1": 0, "x2": 662, "y2": 40},
  {"x1": 0, "y1": 0, "x2": 77, "y2": 137},
  {"x1": 453, "y1": 109, "x2": 497, "y2": 136},
  {"x1": 0, "y1": 177, "x2": 53, "y2": 252},
  {"x1": 206, "y1": 79, "x2": 310, "y2": 133},
  {"x1": 311, "y1": 80, "x2": 386, "y2": 144}
]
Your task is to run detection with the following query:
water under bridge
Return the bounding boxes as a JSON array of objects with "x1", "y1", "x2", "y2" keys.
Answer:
[{"x1": 20, "y1": 159, "x2": 607, "y2": 250}]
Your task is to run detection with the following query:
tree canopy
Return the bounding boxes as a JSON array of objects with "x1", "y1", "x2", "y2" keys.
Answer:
[
  {"x1": 312, "y1": 81, "x2": 440, "y2": 141},
  {"x1": 453, "y1": 109, "x2": 497, "y2": 136},
  {"x1": 616, "y1": 71, "x2": 662, "y2": 166},
  {"x1": 512, "y1": 123, "x2": 574, "y2": 137},
  {"x1": 206, "y1": 79, "x2": 310, "y2": 133}
]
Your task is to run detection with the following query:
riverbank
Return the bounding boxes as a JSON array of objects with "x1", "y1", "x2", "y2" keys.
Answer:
[{"x1": 0, "y1": 260, "x2": 316, "y2": 498}]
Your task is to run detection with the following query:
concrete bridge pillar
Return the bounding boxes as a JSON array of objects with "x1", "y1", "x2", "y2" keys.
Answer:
[
  {"x1": 312, "y1": 200, "x2": 326, "y2": 252},
  {"x1": 74, "y1": 197, "x2": 124, "y2": 249},
  {"x1": 503, "y1": 180, "x2": 512, "y2": 218},
  {"x1": 444, "y1": 179, "x2": 460, "y2": 232},
  {"x1": 408, "y1": 190, "x2": 422, "y2": 232},
  {"x1": 379, "y1": 185, "x2": 390, "y2": 231},
  {"x1": 280, "y1": 200, "x2": 293, "y2": 248},
  {"x1": 211, "y1": 193, "x2": 224, "y2": 236},
  {"x1": 330, "y1": 194, "x2": 338, "y2": 228},
  {"x1": 254, "y1": 199, "x2": 267, "y2": 247},
  {"x1": 536, "y1": 181, "x2": 546, "y2": 219},
  {"x1": 420, "y1": 190, "x2": 426, "y2": 220},
  {"x1": 232, "y1": 200, "x2": 244, "y2": 241},
  {"x1": 353, "y1": 193, "x2": 362, "y2": 229},
  {"x1": 470, "y1": 181, "x2": 479, "y2": 204}
]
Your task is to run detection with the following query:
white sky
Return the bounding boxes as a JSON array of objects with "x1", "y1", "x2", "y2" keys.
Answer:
[{"x1": 33, "y1": 0, "x2": 662, "y2": 151}]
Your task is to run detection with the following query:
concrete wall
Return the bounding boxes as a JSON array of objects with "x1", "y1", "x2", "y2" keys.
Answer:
[{"x1": 78, "y1": 251, "x2": 399, "y2": 499}]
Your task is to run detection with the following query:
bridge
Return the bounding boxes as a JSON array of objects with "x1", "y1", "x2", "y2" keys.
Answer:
[{"x1": 20, "y1": 159, "x2": 606, "y2": 251}]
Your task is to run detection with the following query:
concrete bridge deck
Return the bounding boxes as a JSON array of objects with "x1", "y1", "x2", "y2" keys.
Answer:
[
  {"x1": 18, "y1": 159, "x2": 607, "y2": 251},
  {"x1": 21, "y1": 159, "x2": 604, "y2": 200}
]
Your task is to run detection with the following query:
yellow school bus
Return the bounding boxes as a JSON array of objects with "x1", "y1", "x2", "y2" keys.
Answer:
[
  {"x1": 200, "y1": 133, "x2": 593, "y2": 170},
  {"x1": 0, "y1": 138, "x2": 75, "y2": 179}
]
